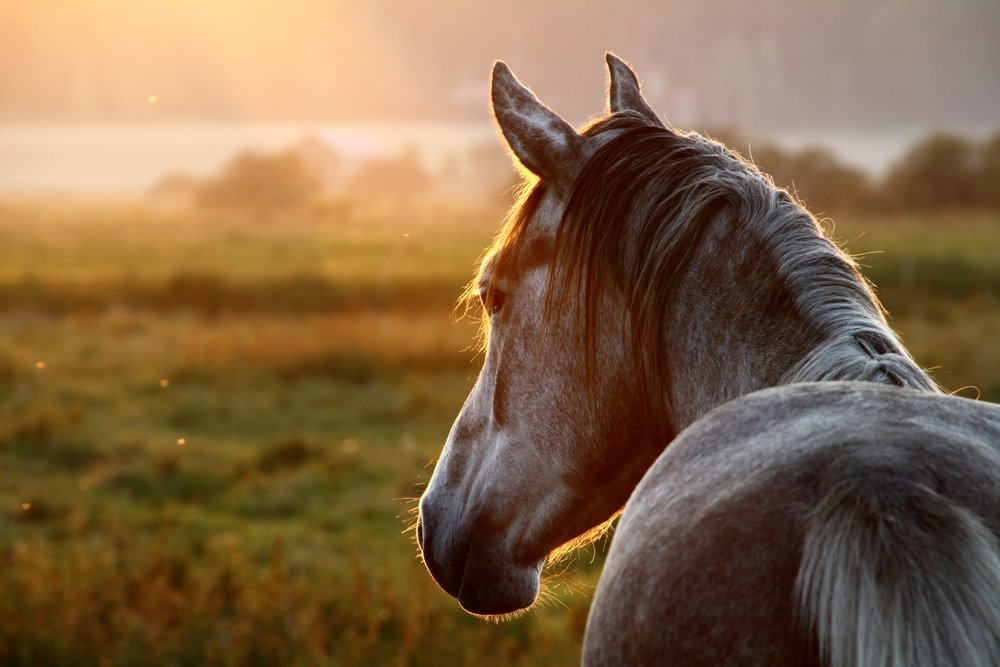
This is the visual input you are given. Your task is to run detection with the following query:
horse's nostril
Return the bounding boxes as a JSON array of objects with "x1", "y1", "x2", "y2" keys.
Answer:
[
  {"x1": 416, "y1": 513, "x2": 426, "y2": 553},
  {"x1": 417, "y1": 496, "x2": 470, "y2": 599},
  {"x1": 417, "y1": 496, "x2": 434, "y2": 554}
]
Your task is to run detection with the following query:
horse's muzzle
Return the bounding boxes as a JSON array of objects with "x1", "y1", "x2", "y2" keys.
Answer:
[{"x1": 418, "y1": 494, "x2": 543, "y2": 615}]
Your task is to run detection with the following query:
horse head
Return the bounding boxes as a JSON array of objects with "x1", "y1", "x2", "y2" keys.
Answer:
[{"x1": 417, "y1": 55, "x2": 663, "y2": 616}]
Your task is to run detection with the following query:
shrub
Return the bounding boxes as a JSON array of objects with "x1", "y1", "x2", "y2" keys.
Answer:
[
  {"x1": 348, "y1": 147, "x2": 431, "y2": 197},
  {"x1": 196, "y1": 150, "x2": 321, "y2": 210},
  {"x1": 753, "y1": 144, "x2": 875, "y2": 212},
  {"x1": 707, "y1": 129, "x2": 874, "y2": 212},
  {"x1": 884, "y1": 132, "x2": 976, "y2": 209},
  {"x1": 256, "y1": 436, "x2": 314, "y2": 473},
  {"x1": 974, "y1": 131, "x2": 1000, "y2": 209}
]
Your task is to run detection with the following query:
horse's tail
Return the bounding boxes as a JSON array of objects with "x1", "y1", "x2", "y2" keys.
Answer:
[{"x1": 796, "y1": 476, "x2": 1000, "y2": 667}]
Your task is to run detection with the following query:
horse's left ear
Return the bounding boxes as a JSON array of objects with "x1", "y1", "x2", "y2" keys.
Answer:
[
  {"x1": 491, "y1": 61, "x2": 584, "y2": 189},
  {"x1": 606, "y1": 53, "x2": 663, "y2": 127}
]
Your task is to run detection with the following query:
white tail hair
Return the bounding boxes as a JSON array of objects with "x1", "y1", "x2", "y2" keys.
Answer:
[{"x1": 797, "y1": 477, "x2": 1000, "y2": 667}]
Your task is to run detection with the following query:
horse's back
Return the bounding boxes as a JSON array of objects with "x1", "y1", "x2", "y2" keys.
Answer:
[{"x1": 584, "y1": 382, "x2": 1000, "y2": 666}]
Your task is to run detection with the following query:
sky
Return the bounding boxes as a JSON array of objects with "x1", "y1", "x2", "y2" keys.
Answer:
[{"x1": 1, "y1": 0, "x2": 998, "y2": 131}]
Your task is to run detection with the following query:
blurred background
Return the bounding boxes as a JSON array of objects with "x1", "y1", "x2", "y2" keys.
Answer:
[{"x1": 1, "y1": 1, "x2": 997, "y2": 665}]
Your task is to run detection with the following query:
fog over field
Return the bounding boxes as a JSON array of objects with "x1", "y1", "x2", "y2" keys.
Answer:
[
  {"x1": 2, "y1": 1, "x2": 997, "y2": 193},
  {"x1": 1, "y1": 0, "x2": 997, "y2": 130}
]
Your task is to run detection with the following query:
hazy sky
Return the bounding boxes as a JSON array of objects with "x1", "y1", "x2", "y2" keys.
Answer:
[{"x1": 1, "y1": 0, "x2": 998, "y2": 131}]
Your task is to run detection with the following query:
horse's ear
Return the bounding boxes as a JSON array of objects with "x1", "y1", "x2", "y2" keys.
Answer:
[
  {"x1": 491, "y1": 61, "x2": 583, "y2": 187},
  {"x1": 606, "y1": 53, "x2": 663, "y2": 127}
]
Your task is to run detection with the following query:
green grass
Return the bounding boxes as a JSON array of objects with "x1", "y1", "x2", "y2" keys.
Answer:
[
  {"x1": 828, "y1": 210, "x2": 1000, "y2": 298},
  {"x1": 0, "y1": 198, "x2": 997, "y2": 666}
]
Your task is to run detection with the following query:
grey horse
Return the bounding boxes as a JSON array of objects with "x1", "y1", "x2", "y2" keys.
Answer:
[{"x1": 417, "y1": 54, "x2": 1000, "y2": 665}]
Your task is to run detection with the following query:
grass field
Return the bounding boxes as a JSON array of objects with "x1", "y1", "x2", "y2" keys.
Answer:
[{"x1": 0, "y1": 197, "x2": 997, "y2": 666}]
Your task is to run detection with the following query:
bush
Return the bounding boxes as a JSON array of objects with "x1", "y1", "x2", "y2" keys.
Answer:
[
  {"x1": 753, "y1": 144, "x2": 875, "y2": 212},
  {"x1": 714, "y1": 127, "x2": 1000, "y2": 213},
  {"x1": 885, "y1": 133, "x2": 976, "y2": 210},
  {"x1": 348, "y1": 147, "x2": 430, "y2": 197},
  {"x1": 707, "y1": 129, "x2": 874, "y2": 212},
  {"x1": 196, "y1": 150, "x2": 321, "y2": 210},
  {"x1": 256, "y1": 436, "x2": 314, "y2": 472},
  {"x1": 974, "y1": 131, "x2": 1000, "y2": 209}
]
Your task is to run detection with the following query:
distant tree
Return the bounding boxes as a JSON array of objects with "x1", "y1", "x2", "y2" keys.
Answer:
[
  {"x1": 196, "y1": 149, "x2": 321, "y2": 210},
  {"x1": 884, "y1": 133, "x2": 976, "y2": 210},
  {"x1": 348, "y1": 147, "x2": 430, "y2": 197},
  {"x1": 974, "y1": 131, "x2": 1000, "y2": 209},
  {"x1": 756, "y1": 145, "x2": 874, "y2": 212},
  {"x1": 705, "y1": 129, "x2": 874, "y2": 212}
]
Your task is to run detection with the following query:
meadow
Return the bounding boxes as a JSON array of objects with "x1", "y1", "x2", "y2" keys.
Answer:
[{"x1": 0, "y1": 196, "x2": 997, "y2": 666}]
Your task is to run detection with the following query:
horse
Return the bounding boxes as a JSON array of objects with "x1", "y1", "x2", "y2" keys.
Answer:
[{"x1": 416, "y1": 54, "x2": 1000, "y2": 665}]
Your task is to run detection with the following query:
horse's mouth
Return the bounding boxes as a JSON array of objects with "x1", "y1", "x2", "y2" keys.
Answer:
[
  {"x1": 456, "y1": 553, "x2": 544, "y2": 616},
  {"x1": 419, "y1": 511, "x2": 544, "y2": 616}
]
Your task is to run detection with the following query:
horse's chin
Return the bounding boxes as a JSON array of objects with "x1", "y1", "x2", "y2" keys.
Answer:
[{"x1": 457, "y1": 555, "x2": 545, "y2": 616}]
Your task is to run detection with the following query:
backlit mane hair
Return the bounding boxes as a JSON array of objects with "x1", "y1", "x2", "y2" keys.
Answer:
[{"x1": 469, "y1": 112, "x2": 936, "y2": 427}]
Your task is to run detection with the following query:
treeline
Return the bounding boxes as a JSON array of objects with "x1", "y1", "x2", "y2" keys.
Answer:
[
  {"x1": 715, "y1": 129, "x2": 1000, "y2": 213},
  {"x1": 151, "y1": 129, "x2": 1000, "y2": 214},
  {"x1": 149, "y1": 137, "x2": 463, "y2": 212}
]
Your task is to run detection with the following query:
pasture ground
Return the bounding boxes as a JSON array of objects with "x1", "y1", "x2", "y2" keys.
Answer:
[{"x1": 0, "y1": 198, "x2": 997, "y2": 665}]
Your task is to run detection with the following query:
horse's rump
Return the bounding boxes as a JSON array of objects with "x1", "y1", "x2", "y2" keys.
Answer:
[{"x1": 584, "y1": 382, "x2": 1000, "y2": 666}]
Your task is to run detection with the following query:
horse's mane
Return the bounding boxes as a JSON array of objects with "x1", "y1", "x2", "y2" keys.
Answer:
[{"x1": 471, "y1": 112, "x2": 937, "y2": 427}]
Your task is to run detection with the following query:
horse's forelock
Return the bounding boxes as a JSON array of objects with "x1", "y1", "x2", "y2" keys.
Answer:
[{"x1": 460, "y1": 180, "x2": 547, "y2": 352}]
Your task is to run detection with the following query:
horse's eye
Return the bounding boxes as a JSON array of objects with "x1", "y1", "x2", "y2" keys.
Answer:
[{"x1": 480, "y1": 286, "x2": 506, "y2": 314}]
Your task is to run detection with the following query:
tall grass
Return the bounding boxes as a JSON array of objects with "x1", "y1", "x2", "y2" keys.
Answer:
[{"x1": 0, "y1": 198, "x2": 996, "y2": 665}]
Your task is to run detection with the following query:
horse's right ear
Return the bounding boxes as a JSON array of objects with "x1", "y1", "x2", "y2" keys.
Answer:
[
  {"x1": 491, "y1": 61, "x2": 583, "y2": 188},
  {"x1": 606, "y1": 53, "x2": 663, "y2": 127}
]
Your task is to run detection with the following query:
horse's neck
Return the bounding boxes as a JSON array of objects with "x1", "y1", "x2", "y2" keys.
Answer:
[
  {"x1": 782, "y1": 327, "x2": 937, "y2": 390},
  {"x1": 664, "y1": 270, "x2": 819, "y2": 431},
  {"x1": 661, "y1": 213, "x2": 936, "y2": 432}
]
